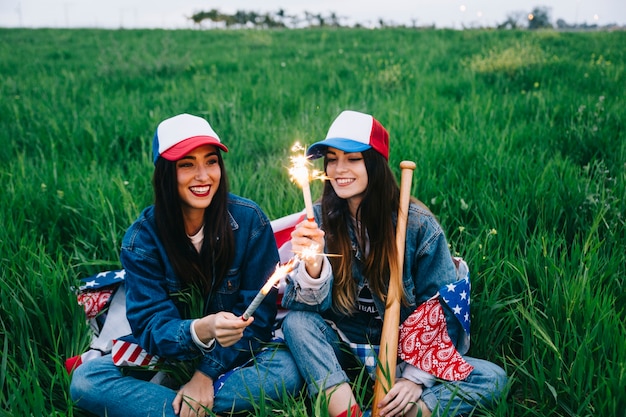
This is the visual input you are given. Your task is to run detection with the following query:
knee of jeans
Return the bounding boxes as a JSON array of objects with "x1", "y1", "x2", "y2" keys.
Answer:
[
  {"x1": 282, "y1": 310, "x2": 320, "y2": 338},
  {"x1": 271, "y1": 348, "x2": 305, "y2": 390},
  {"x1": 69, "y1": 364, "x2": 95, "y2": 402},
  {"x1": 477, "y1": 361, "x2": 508, "y2": 404},
  {"x1": 491, "y1": 364, "x2": 508, "y2": 393}
]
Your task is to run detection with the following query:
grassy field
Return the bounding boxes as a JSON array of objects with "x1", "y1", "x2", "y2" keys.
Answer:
[{"x1": 0, "y1": 27, "x2": 624, "y2": 416}]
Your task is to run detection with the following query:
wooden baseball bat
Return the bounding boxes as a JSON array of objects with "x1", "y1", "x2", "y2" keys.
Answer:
[{"x1": 372, "y1": 160, "x2": 416, "y2": 414}]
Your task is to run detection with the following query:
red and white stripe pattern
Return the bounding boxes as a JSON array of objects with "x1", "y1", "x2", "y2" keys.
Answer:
[
  {"x1": 272, "y1": 210, "x2": 306, "y2": 264},
  {"x1": 111, "y1": 339, "x2": 162, "y2": 368}
]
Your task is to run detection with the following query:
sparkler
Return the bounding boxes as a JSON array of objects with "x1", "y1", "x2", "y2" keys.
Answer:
[
  {"x1": 241, "y1": 245, "x2": 333, "y2": 320},
  {"x1": 288, "y1": 142, "x2": 327, "y2": 221},
  {"x1": 241, "y1": 258, "x2": 299, "y2": 320},
  {"x1": 242, "y1": 144, "x2": 333, "y2": 320}
]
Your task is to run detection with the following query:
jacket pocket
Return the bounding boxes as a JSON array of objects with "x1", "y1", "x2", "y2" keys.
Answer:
[{"x1": 218, "y1": 268, "x2": 241, "y2": 294}]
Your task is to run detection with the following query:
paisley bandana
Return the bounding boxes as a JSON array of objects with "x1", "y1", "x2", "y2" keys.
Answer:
[{"x1": 398, "y1": 298, "x2": 474, "y2": 381}]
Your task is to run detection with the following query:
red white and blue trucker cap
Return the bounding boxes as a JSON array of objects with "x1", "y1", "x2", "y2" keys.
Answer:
[
  {"x1": 307, "y1": 110, "x2": 389, "y2": 160},
  {"x1": 152, "y1": 113, "x2": 228, "y2": 164}
]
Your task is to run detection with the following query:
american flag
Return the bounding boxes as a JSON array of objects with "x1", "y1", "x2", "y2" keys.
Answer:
[
  {"x1": 79, "y1": 269, "x2": 126, "y2": 291},
  {"x1": 111, "y1": 339, "x2": 162, "y2": 368},
  {"x1": 440, "y1": 257, "x2": 471, "y2": 337}
]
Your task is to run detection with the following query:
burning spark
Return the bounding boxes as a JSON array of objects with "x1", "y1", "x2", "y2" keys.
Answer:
[
  {"x1": 299, "y1": 243, "x2": 321, "y2": 262},
  {"x1": 288, "y1": 143, "x2": 311, "y2": 186},
  {"x1": 242, "y1": 258, "x2": 299, "y2": 320},
  {"x1": 288, "y1": 142, "x2": 331, "y2": 184},
  {"x1": 292, "y1": 244, "x2": 342, "y2": 271},
  {"x1": 288, "y1": 142, "x2": 318, "y2": 221},
  {"x1": 260, "y1": 258, "x2": 299, "y2": 295}
]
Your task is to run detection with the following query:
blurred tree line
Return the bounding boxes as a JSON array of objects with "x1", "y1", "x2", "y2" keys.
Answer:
[
  {"x1": 189, "y1": 8, "x2": 344, "y2": 29},
  {"x1": 189, "y1": 6, "x2": 622, "y2": 30}
]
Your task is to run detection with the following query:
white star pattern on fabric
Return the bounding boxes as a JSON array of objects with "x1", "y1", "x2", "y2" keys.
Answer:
[
  {"x1": 439, "y1": 259, "x2": 471, "y2": 336},
  {"x1": 80, "y1": 270, "x2": 126, "y2": 291}
]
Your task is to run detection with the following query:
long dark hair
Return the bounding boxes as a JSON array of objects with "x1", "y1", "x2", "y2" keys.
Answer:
[
  {"x1": 321, "y1": 148, "x2": 402, "y2": 314},
  {"x1": 152, "y1": 151, "x2": 234, "y2": 296}
]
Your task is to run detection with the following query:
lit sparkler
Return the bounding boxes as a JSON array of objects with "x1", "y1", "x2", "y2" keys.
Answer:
[
  {"x1": 242, "y1": 258, "x2": 299, "y2": 320},
  {"x1": 242, "y1": 144, "x2": 335, "y2": 320},
  {"x1": 288, "y1": 142, "x2": 328, "y2": 221},
  {"x1": 291, "y1": 243, "x2": 342, "y2": 271}
]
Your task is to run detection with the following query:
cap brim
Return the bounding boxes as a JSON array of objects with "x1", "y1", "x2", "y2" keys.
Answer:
[
  {"x1": 306, "y1": 138, "x2": 371, "y2": 159},
  {"x1": 160, "y1": 136, "x2": 228, "y2": 161}
]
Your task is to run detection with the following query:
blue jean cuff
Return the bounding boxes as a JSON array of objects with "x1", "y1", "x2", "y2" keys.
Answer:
[{"x1": 308, "y1": 369, "x2": 350, "y2": 397}]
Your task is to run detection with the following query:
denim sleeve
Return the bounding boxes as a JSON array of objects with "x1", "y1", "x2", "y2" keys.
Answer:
[
  {"x1": 198, "y1": 203, "x2": 280, "y2": 380},
  {"x1": 281, "y1": 258, "x2": 333, "y2": 311},
  {"x1": 280, "y1": 205, "x2": 333, "y2": 312},
  {"x1": 409, "y1": 209, "x2": 466, "y2": 351},
  {"x1": 121, "y1": 230, "x2": 199, "y2": 360}
]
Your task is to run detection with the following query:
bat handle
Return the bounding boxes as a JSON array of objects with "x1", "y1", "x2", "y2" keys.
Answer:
[
  {"x1": 372, "y1": 160, "x2": 416, "y2": 414},
  {"x1": 396, "y1": 161, "x2": 416, "y2": 268}
]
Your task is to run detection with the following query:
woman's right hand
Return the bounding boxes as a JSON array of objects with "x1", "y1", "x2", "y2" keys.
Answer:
[
  {"x1": 290, "y1": 219, "x2": 325, "y2": 278},
  {"x1": 194, "y1": 312, "x2": 252, "y2": 347}
]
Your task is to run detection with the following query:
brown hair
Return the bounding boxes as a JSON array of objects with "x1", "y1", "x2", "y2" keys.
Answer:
[
  {"x1": 320, "y1": 148, "x2": 404, "y2": 315},
  {"x1": 152, "y1": 152, "x2": 234, "y2": 296}
]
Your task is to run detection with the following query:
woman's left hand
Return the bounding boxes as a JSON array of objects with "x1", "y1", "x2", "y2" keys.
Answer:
[
  {"x1": 195, "y1": 311, "x2": 252, "y2": 348},
  {"x1": 375, "y1": 378, "x2": 424, "y2": 417},
  {"x1": 173, "y1": 370, "x2": 215, "y2": 417},
  {"x1": 290, "y1": 219, "x2": 325, "y2": 278}
]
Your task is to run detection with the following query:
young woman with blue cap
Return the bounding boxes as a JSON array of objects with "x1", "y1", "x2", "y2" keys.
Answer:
[{"x1": 281, "y1": 110, "x2": 507, "y2": 417}]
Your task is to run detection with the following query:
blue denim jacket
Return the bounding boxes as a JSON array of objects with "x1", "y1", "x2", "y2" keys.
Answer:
[
  {"x1": 282, "y1": 202, "x2": 469, "y2": 354},
  {"x1": 120, "y1": 193, "x2": 280, "y2": 380}
]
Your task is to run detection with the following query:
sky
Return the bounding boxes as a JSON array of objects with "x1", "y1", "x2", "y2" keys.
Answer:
[{"x1": 1, "y1": 0, "x2": 625, "y2": 29}]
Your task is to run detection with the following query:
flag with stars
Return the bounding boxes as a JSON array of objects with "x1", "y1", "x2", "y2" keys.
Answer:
[
  {"x1": 76, "y1": 270, "x2": 126, "y2": 320},
  {"x1": 79, "y1": 269, "x2": 126, "y2": 291},
  {"x1": 440, "y1": 257, "x2": 471, "y2": 337}
]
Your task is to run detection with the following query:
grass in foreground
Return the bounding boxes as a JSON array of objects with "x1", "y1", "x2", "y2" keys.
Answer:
[{"x1": 0, "y1": 27, "x2": 624, "y2": 416}]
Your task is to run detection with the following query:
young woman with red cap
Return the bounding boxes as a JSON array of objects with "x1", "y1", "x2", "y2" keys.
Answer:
[
  {"x1": 70, "y1": 113, "x2": 303, "y2": 417},
  {"x1": 281, "y1": 110, "x2": 507, "y2": 417}
]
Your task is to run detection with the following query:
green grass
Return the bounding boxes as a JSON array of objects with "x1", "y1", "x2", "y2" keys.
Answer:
[{"x1": 1, "y1": 27, "x2": 625, "y2": 416}]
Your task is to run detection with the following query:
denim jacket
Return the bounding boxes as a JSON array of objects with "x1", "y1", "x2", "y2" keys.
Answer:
[
  {"x1": 282, "y1": 202, "x2": 469, "y2": 354},
  {"x1": 120, "y1": 193, "x2": 279, "y2": 380}
]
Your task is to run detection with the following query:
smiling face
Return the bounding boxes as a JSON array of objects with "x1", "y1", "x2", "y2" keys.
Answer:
[
  {"x1": 176, "y1": 144, "x2": 221, "y2": 219},
  {"x1": 325, "y1": 147, "x2": 369, "y2": 217}
]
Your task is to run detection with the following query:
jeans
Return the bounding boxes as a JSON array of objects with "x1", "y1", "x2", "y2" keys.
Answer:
[
  {"x1": 70, "y1": 344, "x2": 303, "y2": 416},
  {"x1": 282, "y1": 310, "x2": 508, "y2": 416}
]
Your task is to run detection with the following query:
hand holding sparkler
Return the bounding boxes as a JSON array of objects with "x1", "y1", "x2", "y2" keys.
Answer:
[
  {"x1": 289, "y1": 220, "x2": 325, "y2": 278},
  {"x1": 193, "y1": 311, "x2": 251, "y2": 348},
  {"x1": 241, "y1": 237, "x2": 330, "y2": 320},
  {"x1": 242, "y1": 258, "x2": 299, "y2": 320},
  {"x1": 242, "y1": 142, "x2": 333, "y2": 320}
]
